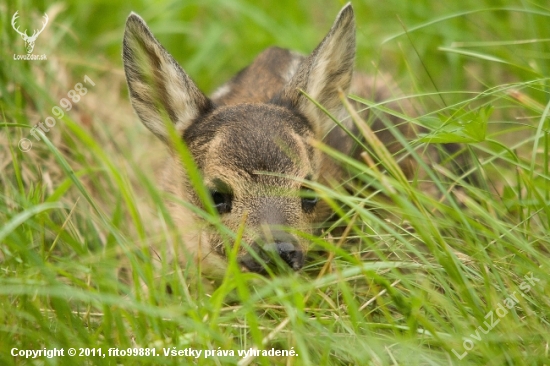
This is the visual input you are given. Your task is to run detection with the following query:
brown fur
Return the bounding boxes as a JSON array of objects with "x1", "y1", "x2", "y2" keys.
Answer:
[{"x1": 122, "y1": 4, "x2": 419, "y2": 278}]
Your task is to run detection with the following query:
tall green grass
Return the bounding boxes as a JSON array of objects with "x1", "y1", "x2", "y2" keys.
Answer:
[{"x1": 1, "y1": 0, "x2": 549, "y2": 365}]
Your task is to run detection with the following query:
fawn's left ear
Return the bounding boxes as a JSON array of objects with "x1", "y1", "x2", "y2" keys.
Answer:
[
  {"x1": 123, "y1": 12, "x2": 212, "y2": 144},
  {"x1": 277, "y1": 3, "x2": 355, "y2": 137}
]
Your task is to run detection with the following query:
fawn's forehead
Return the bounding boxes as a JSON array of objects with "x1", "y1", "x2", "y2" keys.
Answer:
[{"x1": 185, "y1": 104, "x2": 316, "y2": 177}]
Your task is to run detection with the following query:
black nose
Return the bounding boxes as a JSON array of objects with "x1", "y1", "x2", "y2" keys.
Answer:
[
  {"x1": 265, "y1": 242, "x2": 304, "y2": 271},
  {"x1": 239, "y1": 239, "x2": 304, "y2": 274}
]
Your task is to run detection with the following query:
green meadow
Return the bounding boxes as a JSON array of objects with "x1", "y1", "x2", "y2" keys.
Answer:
[{"x1": 1, "y1": 0, "x2": 549, "y2": 365}]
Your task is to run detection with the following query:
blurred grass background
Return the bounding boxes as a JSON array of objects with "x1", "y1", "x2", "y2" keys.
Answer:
[{"x1": 1, "y1": 0, "x2": 549, "y2": 365}]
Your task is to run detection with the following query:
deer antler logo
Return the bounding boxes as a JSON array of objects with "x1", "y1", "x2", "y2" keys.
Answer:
[{"x1": 11, "y1": 11, "x2": 48, "y2": 54}]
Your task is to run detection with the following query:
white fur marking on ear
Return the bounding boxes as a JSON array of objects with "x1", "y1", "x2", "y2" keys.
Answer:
[
  {"x1": 123, "y1": 12, "x2": 210, "y2": 143},
  {"x1": 283, "y1": 51, "x2": 304, "y2": 82},
  {"x1": 211, "y1": 84, "x2": 232, "y2": 100},
  {"x1": 291, "y1": 3, "x2": 355, "y2": 136}
]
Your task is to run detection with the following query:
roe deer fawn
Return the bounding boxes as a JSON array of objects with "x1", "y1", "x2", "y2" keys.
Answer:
[{"x1": 123, "y1": 3, "x2": 427, "y2": 278}]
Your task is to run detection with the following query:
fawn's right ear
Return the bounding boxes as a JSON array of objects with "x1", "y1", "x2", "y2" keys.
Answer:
[
  {"x1": 276, "y1": 4, "x2": 355, "y2": 138},
  {"x1": 123, "y1": 13, "x2": 211, "y2": 144}
]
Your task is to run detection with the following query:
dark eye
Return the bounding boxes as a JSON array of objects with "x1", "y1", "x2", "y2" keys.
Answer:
[
  {"x1": 210, "y1": 190, "x2": 232, "y2": 214},
  {"x1": 209, "y1": 179, "x2": 233, "y2": 214},
  {"x1": 301, "y1": 186, "x2": 319, "y2": 213}
]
